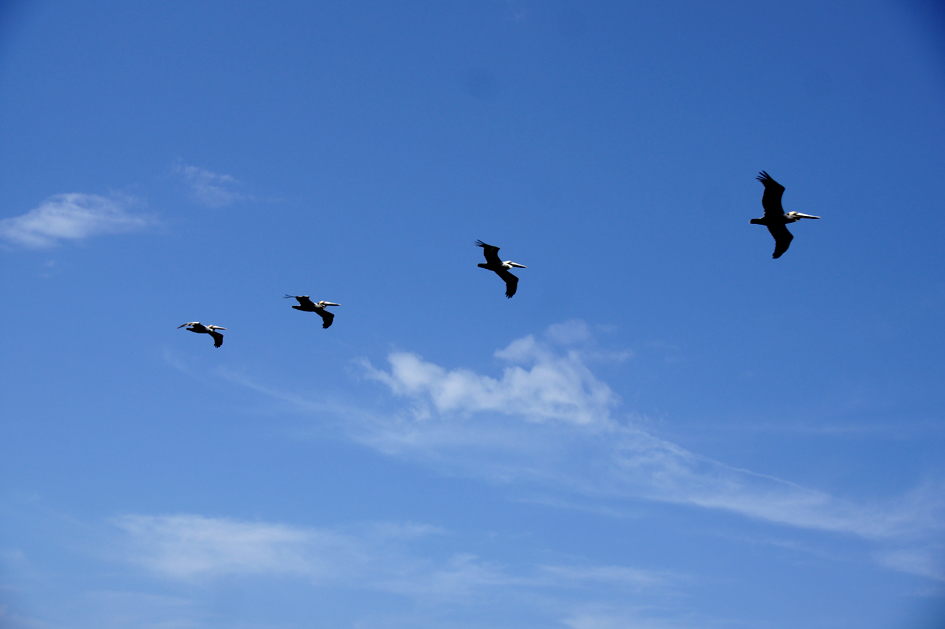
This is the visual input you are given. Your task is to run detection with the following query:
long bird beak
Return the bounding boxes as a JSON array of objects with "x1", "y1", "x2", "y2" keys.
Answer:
[
  {"x1": 509, "y1": 263, "x2": 527, "y2": 268},
  {"x1": 796, "y1": 213, "x2": 820, "y2": 219}
]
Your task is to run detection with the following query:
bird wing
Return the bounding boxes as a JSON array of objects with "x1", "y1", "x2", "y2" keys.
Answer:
[
  {"x1": 317, "y1": 308, "x2": 334, "y2": 329},
  {"x1": 497, "y1": 268, "x2": 519, "y2": 298},
  {"x1": 767, "y1": 223, "x2": 794, "y2": 259},
  {"x1": 757, "y1": 171, "x2": 785, "y2": 217},
  {"x1": 297, "y1": 296, "x2": 316, "y2": 309},
  {"x1": 476, "y1": 240, "x2": 502, "y2": 266},
  {"x1": 209, "y1": 330, "x2": 224, "y2": 347},
  {"x1": 178, "y1": 322, "x2": 198, "y2": 329}
]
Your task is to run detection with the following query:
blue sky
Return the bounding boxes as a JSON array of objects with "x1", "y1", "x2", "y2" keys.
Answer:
[{"x1": 1, "y1": 1, "x2": 944, "y2": 627}]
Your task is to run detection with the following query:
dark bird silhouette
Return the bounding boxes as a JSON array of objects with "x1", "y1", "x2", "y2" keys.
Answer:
[
  {"x1": 284, "y1": 295, "x2": 340, "y2": 328},
  {"x1": 751, "y1": 171, "x2": 820, "y2": 258},
  {"x1": 178, "y1": 322, "x2": 226, "y2": 347},
  {"x1": 476, "y1": 240, "x2": 526, "y2": 298}
]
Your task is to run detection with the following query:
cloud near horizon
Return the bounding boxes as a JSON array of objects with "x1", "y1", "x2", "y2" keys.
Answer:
[{"x1": 0, "y1": 193, "x2": 152, "y2": 248}]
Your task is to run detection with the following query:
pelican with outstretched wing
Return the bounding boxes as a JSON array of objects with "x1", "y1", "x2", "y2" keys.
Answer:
[
  {"x1": 284, "y1": 295, "x2": 340, "y2": 328},
  {"x1": 178, "y1": 322, "x2": 226, "y2": 347},
  {"x1": 750, "y1": 171, "x2": 820, "y2": 258},
  {"x1": 476, "y1": 240, "x2": 526, "y2": 298}
]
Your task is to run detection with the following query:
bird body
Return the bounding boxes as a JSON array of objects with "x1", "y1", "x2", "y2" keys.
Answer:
[
  {"x1": 476, "y1": 240, "x2": 526, "y2": 298},
  {"x1": 751, "y1": 171, "x2": 820, "y2": 258},
  {"x1": 178, "y1": 322, "x2": 226, "y2": 347},
  {"x1": 284, "y1": 295, "x2": 340, "y2": 328}
]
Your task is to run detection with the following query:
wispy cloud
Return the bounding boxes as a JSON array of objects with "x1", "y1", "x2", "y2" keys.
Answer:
[
  {"x1": 0, "y1": 193, "x2": 152, "y2": 248},
  {"x1": 354, "y1": 322, "x2": 943, "y2": 543},
  {"x1": 115, "y1": 514, "x2": 334, "y2": 581},
  {"x1": 112, "y1": 513, "x2": 673, "y2": 602},
  {"x1": 562, "y1": 610, "x2": 700, "y2": 629},
  {"x1": 172, "y1": 161, "x2": 246, "y2": 207},
  {"x1": 875, "y1": 545, "x2": 945, "y2": 581},
  {"x1": 212, "y1": 321, "x2": 944, "y2": 580}
]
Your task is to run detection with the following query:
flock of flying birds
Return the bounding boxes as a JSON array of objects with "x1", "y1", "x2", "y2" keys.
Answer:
[{"x1": 179, "y1": 171, "x2": 818, "y2": 348}]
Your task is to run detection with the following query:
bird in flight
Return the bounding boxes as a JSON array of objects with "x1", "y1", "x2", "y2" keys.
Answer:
[
  {"x1": 284, "y1": 295, "x2": 340, "y2": 328},
  {"x1": 750, "y1": 171, "x2": 820, "y2": 258},
  {"x1": 178, "y1": 322, "x2": 226, "y2": 347},
  {"x1": 476, "y1": 240, "x2": 526, "y2": 298}
]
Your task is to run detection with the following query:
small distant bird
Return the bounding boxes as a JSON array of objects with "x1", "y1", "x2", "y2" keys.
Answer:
[
  {"x1": 751, "y1": 171, "x2": 820, "y2": 258},
  {"x1": 476, "y1": 240, "x2": 526, "y2": 298},
  {"x1": 284, "y1": 295, "x2": 340, "y2": 328},
  {"x1": 178, "y1": 322, "x2": 226, "y2": 347}
]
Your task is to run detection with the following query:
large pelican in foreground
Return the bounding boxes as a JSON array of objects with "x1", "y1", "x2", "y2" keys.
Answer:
[
  {"x1": 751, "y1": 171, "x2": 820, "y2": 258},
  {"x1": 284, "y1": 295, "x2": 340, "y2": 328},
  {"x1": 178, "y1": 322, "x2": 226, "y2": 347},
  {"x1": 476, "y1": 240, "x2": 526, "y2": 298}
]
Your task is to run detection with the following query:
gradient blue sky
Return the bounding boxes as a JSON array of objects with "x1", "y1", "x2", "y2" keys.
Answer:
[{"x1": 2, "y1": 1, "x2": 945, "y2": 628}]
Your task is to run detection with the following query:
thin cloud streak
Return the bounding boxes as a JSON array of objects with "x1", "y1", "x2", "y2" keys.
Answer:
[
  {"x1": 112, "y1": 514, "x2": 673, "y2": 600},
  {"x1": 215, "y1": 321, "x2": 943, "y2": 577},
  {"x1": 356, "y1": 323, "x2": 943, "y2": 542},
  {"x1": 172, "y1": 161, "x2": 246, "y2": 207},
  {"x1": 875, "y1": 546, "x2": 945, "y2": 581},
  {"x1": 0, "y1": 193, "x2": 152, "y2": 248},
  {"x1": 563, "y1": 610, "x2": 701, "y2": 629}
]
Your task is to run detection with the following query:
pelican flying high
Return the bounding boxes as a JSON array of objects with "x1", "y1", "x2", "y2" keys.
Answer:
[
  {"x1": 284, "y1": 295, "x2": 340, "y2": 328},
  {"x1": 476, "y1": 240, "x2": 526, "y2": 298},
  {"x1": 751, "y1": 171, "x2": 820, "y2": 258},
  {"x1": 178, "y1": 322, "x2": 226, "y2": 347}
]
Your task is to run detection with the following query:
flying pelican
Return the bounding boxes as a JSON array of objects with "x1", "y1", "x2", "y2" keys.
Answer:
[
  {"x1": 476, "y1": 240, "x2": 526, "y2": 298},
  {"x1": 284, "y1": 295, "x2": 340, "y2": 328},
  {"x1": 751, "y1": 171, "x2": 820, "y2": 258},
  {"x1": 178, "y1": 322, "x2": 226, "y2": 347}
]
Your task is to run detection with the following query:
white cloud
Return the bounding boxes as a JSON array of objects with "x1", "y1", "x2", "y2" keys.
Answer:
[
  {"x1": 0, "y1": 193, "x2": 152, "y2": 248},
  {"x1": 875, "y1": 546, "x2": 945, "y2": 581},
  {"x1": 112, "y1": 514, "x2": 672, "y2": 603},
  {"x1": 114, "y1": 514, "x2": 326, "y2": 580},
  {"x1": 539, "y1": 565, "x2": 673, "y2": 591},
  {"x1": 113, "y1": 514, "x2": 443, "y2": 584},
  {"x1": 562, "y1": 610, "x2": 699, "y2": 629},
  {"x1": 172, "y1": 162, "x2": 245, "y2": 207},
  {"x1": 361, "y1": 322, "x2": 617, "y2": 426},
  {"x1": 356, "y1": 324, "x2": 944, "y2": 543}
]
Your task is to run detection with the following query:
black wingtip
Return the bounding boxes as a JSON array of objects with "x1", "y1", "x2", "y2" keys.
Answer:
[
  {"x1": 757, "y1": 170, "x2": 770, "y2": 182},
  {"x1": 475, "y1": 239, "x2": 486, "y2": 247}
]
